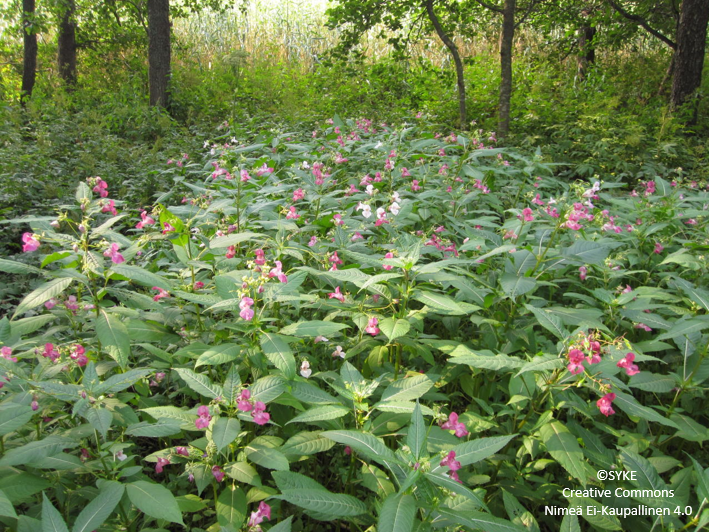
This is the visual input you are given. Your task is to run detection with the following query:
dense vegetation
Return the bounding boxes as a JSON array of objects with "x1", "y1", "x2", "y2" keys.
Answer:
[{"x1": 0, "y1": 0, "x2": 708, "y2": 531}]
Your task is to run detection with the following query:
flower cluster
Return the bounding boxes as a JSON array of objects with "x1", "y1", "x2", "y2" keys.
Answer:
[
  {"x1": 237, "y1": 390, "x2": 270, "y2": 425},
  {"x1": 195, "y1": 405, "x2": 212, "y2": 429},
  {"x1": 440, "y1": 450, "x2": 462, "y2": 483},
  {"x1": 440, "y1": 412, "x2": 469, "y2": 437},
  {"x1": 248, "y1": 501, "x2": 271, "y2": 529}
]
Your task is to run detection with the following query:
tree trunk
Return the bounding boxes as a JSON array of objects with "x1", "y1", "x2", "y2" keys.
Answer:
[
  {"x1": 426, "y1": 0, "x2": 467, "y2": 129},
  {"x1": 498, "y1": 0, "x2": 515, "y2": 138},
  {"x1": 148, "y1": 0, "x2": 171, "y2": 108},
  {"x1": 57, "y1": 0, "x2": 77, "y2": 87},
  {"x1": 670, "y1": 0, "x2": 709, "y2": 120},
  {"x1": 577, "y1": 8, "x2": 596, "y2": 80},
  {"x1": 21, "y1": 0, "x2": 37, "y2": 105}
]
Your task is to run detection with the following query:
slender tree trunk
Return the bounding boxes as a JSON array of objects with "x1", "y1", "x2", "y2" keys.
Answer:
[
  {"x1": 577, "y1": 8, "x2": 596, "y2": 80},
  {"x1": 58, "y1": 0, "x2": 77, "y2": 87},
  {"x1": 21, "y1": 0, "x2": 37, "y2": 105},
  {"x1": 148, "y1": 0, "x2": 171, "y2": 108},
  {"x1": 670, "y1": 0, "x2": 709, "y2": 121},
  {"x1": 426, "y1": 0, "x2": 467, "y2": 129},
  {"x1": 498, "y1": 0, "x2": 515, "y2": 137}
]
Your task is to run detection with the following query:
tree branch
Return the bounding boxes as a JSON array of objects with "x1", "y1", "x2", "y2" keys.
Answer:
[
  {"x1": 606, "y1": 0, "x2": 676, "y2": 49},
  {"x1": 514, "y1": 0, "x2": 540, "y2": 29},
  {"x1": 475, "y1": 0, "x2": 503, "y2": 14}
]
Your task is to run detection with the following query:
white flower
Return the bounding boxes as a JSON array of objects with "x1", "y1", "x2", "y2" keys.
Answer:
[
  {"x1": 203, "y1": 140, "x2": 210, "y2": 148},
  {"x1": 366, "y1": 184, "x2": 375, "y2": 196},
  {"x1": 375, "y1": 141, "x2": 383, "y2": 149},
  {"x1": 314, "y1": 336, "x2": 328, "y2": 343},
  {"x1": 361, "y1": 205, "x2": 372, "y2": 218},
  {"x1": 332, "y1": 346, "x2": 346, "y2": 359},
  {"x1": 115, "y1": 450, "x2": 127, "y2": 461},
  {"x1": 389, "y1": 202, "x2": 400, "y2": 216},
  {"x1": 376, "y1": 207, "x2": 386, "y2": 220},
  {"x1": 301, "y1": 161, "x2": 310, "y2": 169},
  {"x1": 392, "y1": 192, "x2": 401, "y2": 202},
  {"x1": 300, "y1": 360, "x2": 312, "y2": 378}
]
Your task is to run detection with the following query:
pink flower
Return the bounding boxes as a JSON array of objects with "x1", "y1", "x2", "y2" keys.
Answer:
[
  {"x1": 193, "y1": 281, "x2": 205, "y2": 290},
  {"x1": 621, "y1": 285, "x2": 633, "y2": 294},
  {"x1": 252, "y1": 401, "x2": 270, "y2": 425},
  {"x1": 521, "y1": 208, "x2": 534, "y2": 222},
  {"x1": 579, "y1": 266, "x2": 587, "y2": 281},
  {"x1": 308, "y1": 236, "x2": 317, "y2": 247},
  {"x1": 335, "y1": 153, "x2": 349, "y2": 164},
  {"x1": 64, "y1": 295, "x2": 79, "y2": 311},
  {"x1": 101, "y1": 199, "x2": 118, "y2": 216},
  {"x1": 195, "y1": 405, "x2": 212, "y2": 429},
  {"x1": 256, "y1": 163, "x2": 273, "y2": 176},
  {"x1": 411, "y1": 180, "x2": 422, "y2": 192},
  {"x1": 328, "y1": 286, "x2": 345, "y2": 302},
  {"x1": 212, "y1": 465, "x2": 225, "y2": 482},
  {"x1": 383, "y1": 252, "x2": 394, "y2": 270},
  {"x1": 103, "y1": 243, "x2": 125, "y2": 264},
  {"x1": 286, "y1": 206, "x2": 300, "y2": 220},
  {"x1": 617, "y1": 352, "x2": 640, "y2": 376},
  {"x1": 314, "y1": 336, "x2": 328, "y2": 343},
  {"x1": 441, "y1": 412, "x2": 469, "y2": 437},
  {"x1": 330, "y1": 251, "x2": 343, "y2": 266},
  {"x1": 152, "y1": 287, "x2": 170, "y2": 302},
  {"x1": 332, "y1": 346, "x2": 346, "y2": 359},
  {"x1": 269, "y1": 261, "x2": 288, "y2": 283},
  {"x1": 567, "y1": 348, "x2": 585, "y2": 374},
  {"x1": 440, "y1": 450, "x2": 461, "y2": 471},
  {"x1": 248, "y1": 502, "x2": 272, "y2": 527},
  {"x1": 22, "y1": 232, "x2": 40, "y2": 252},
  {"x1": 293, "y1": 188, "x2": 305, "y2": 201},
  {"x1": 532, "y1": 193, "x2": 545, "y2": 206},
  {"x1": 43, "y1": 343, "x2": 59, "y2": 362},
  {"x1": 155, "y1": 457, "x2": 170, "y2": 474},
  {"x1": 300, "y1": 360, "x2": 312, "y2": 378},
  {"x1": 136, "y1": 211, "x2": 155, "y2": 229},
  {"x1": 239, "y1": 297, "x2": 255, "y2": 321},
  {"x1": 162, "y1": 222, "x2": 175, "y2": 234},
  {"x1": 92, "y1": 178, "x2": 109, "y2": 198},
  {"x1": 237, "y1": 390, "x2": 253, "y2": 412},
  {"x1": 365, "y1": 317, "x2": 380, "y2": 336},
  {"x1": 686, "y1": 219, "x2": 697, "y2": 226},
  {"x1": 1, "y1": 346, "x2": 17, "y2": 363},
  {"x1": 225, "y1": 245, "x2": 236, "y2": 259},
  {"x1": 401, "y1": 167, "x2": 411, "y2": 177},
  {"x1": 654, "y1": 242, "x2": 664, "y2": 254},
  {"x1": 333, "y1": 214, "x2": 344, "y2": 226},
  {"x1": 634, "y1": 323, "x2": 652, "y2": 332},
  {"x1": 44, "y1": 298, "x2": 58, "y2": 310},
  {"x1": 597, "y1": 393, "x2": 616, "y2": 416}
]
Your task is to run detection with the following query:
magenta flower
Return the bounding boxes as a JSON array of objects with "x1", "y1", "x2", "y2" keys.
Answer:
[
  {"x1": 521, "y1": 208, "x2": 534, "y2": 222},
  {"x1": 101, "y1": 200, "x2": 117, "y2": 216},
  {"x1": 136, "y1": 211, "x2": 155, "y2": 229},
  {"x1": 567, "y1": 348, "x2": 585, "y2": 374},
  {"x1": 248, "y1": 502, "x2": 272, "y2": 527},
  {"x1": 268, "y1": 261, "x2": 288, "y2": 283},
  {"x1": 225, "y1": 245, "x2": 236, "y2": 259},
  {"x1": 328, "y1": 286, "x2": 345, "y2": 303},
  {"x1": 634, "y1": 323, "x2": 652, "y2": 332},
  {"x1": 286, "y1": 206, "x2": 300, "y2": 220},
  {"x1": 195, "y1": 406, "x2": 212, "y2": 429},
  {"x1": 308, "y1": 236, "x2": 317, "y2": 247},
  {"x1": 293, "y1": 188, "x2": 305, "y2": 201},
  {"x1": 22, "y1": 232, "x2": 40, "y2": 252},
  {"x1": 239, "y1": 297, "x2": 255, "y2": 321},
  {"x1": 401, "y1": 167, "x2": 411, "y2": 177},
  {"x1": 212, "y1": 465, "x2": 225, "y2": 482},
  {"x1": 69, "y1": 345, "x2": 87, "y2": 366},
  {"x1": 43, "y1": 343, "x2": 59, "y2": 362},
  {"x1": 162, "y1": 222, "x2": 175, "y2": 234},
  {"x1": 193, "y1": 281, "x2": 204, "y2": 290},
  {"x1": 92, "y1": 177, "x2": 109, "y2": 198},
  {"x1": 152, "y1": 287, "x2": 170, "y2": 302},
  {"x1": 579, "y1": 266, "x2": 587, "y2": 281},
  {"x1": 45, "y1": 298, "x2": 58, "y2": 310},
  {"x1": 597, "y1": 393, "x2": 616, "y2": 417},
  {"x1": 617, "y1": 353, "x2": 640, "y2": 376},
  {"x1": 255, "y1": 163, "x2": 273, "y2": 176},
  {"x1": 383, "y1": 252, "x2": 394, "y2": 271},
  {"x1": 441, "y1": 412, "x2": 469, "y2": 437},
  {"x1": 330, "y1": 251, "x2": 343, "y2": 266},
  {"x1": 333, "y1": 214, "x2": 344, "y2": 226},
  {"x1": 440, "y1": 450, "x2": 461, "y2": 471},
  {"x1": 532, "y1": 193, "x2": 545, "y2": 206},
  {"x1": 653, "y1": 242, "x2": 664, "y2": 254},
  {"x1": 1, "y1": 346, "x2": 17, "y2": 363},
  {"x1": 365, "y1": 317, "x2": 380, "y2": 336},
  {"x1": 237, "y1": 389, "x2": 253, "y2": 412},
  {"x1": 411, "y1": 180, "x2": 422, "y2": 192},
  {"x1": 254, "y1": 248, "x2": 266, "y2": 265},
  {"x1": 252, "y1": 401, "x2": 270, "y2": 425},
  {"x1": 103, "y1": 243, "x2": 125, "y2": 264},
  {"x1": 155, "y1": 457, "x2": 170, "y2": 474}
]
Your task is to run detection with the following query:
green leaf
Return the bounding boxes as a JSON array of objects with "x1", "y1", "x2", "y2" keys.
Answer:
[
  {"x1": 406, "y1": 402, "x2": 426, "y2": 460},
  {"x1": 174, "y1": 368, "x2": 223, "y2": 399},
  {"x1": 435, "y1": 509, "x2": 527, "y2": 532},
  {"x1": 42, "y1": 493, "x2": 69, "y2": 532},
  {"x1": 514, "y1": 355, "x2": 564, "y2": 377},
  {"x1": 85, "y1": 407, "x2": 112, "y2": 439},
  {"x1": 378, "y1": 494, "x2": 415, "y2": 532},
  {"x1": 449, "y1": 435, "x2": 517, "y2": 468},
  {"x1": 412, "y1": 291, "x2": 465, "y2": 314},
  {"x1": 275, "y1": 489, "x2": 366, "y2": 519},
  {"x1": 96, "y1": 310, "x2": 131, "y2": 369},
  {"x1": 195, "y1": 343, "x2": 241, "y2": 367},
  {"x1": 0, "y1": 404, "x2": 35, "y2": 436},
  {"x1": 539, "y1": 421, "x2": 590, "y2": 486},
  {"x1": 110, "y1": 264, "x2": 170, "y2": 290},
  {"x1": 447, "y1": 352, "x2": 523, "y2": 371},
  {"x1": 281, "y1": 431, "x2": 336, "y2": 456},
  {"x1": 321, "y1": 430, "x2": 403, "y2": 473},
  {"x1": 14, "y1": 278, "x2": 74, "y2": 318},
  {"x1": 381, "y1": 374, "x2": 434, "y2": 402},
  {"x1": 126, "y1": 481, "x2": 184, "y2": 525},
  {"x1": 216, "y1": 487, "x2": 247, "y2": 531},
  {"x1": 249, "y1": 375, "x2": 287, "y2": 403},
  {"x1": 290, "y1": 381, "x2": 340, "y2": 405},
  {"x1": 560, "y1": 514, "x2": 581, "y2": 532},
  {"x1": 690, "y1": 456, "x2": 709, "y2": 504},
  {"x1": 211, "y1": 417, "x2": 241, "y2": 453},
  {"x1": 627, "y1": 373, "x2": 676, "y2": 393},
  {"x1": 656, "y1": 318, "x2": 709, "y2": 341},
  {"x1": 424, "y1": 472, "x2": 487, "y2": 510},
  {"x1": 0, "y1": 488, "x2": 17, "y2": 518},
  {"x1": 10, "y1": 314, "x2": 56, "y2": 337},
  {"x1": 226, "y1": 462, "x2": 261, "y2": 485},
  {"x1": 0, "y1": 257, "x2": 44, "y2": 275},
  {"x1": 379, "y1": 318, "x2": 412, "y2": 342},
  {"x1": 560, "y1": 241, "x2": 610, "y2": 265},
  {"x1": 272, "y1": 471, "x2": 327, "y2": 492},
  {"x1": 126, "y1": 418, "x2": 183, "y2": 437},
  {"x1": 260, "y1": 333, "x2": 296, "y2": 379},
  {"x1": 278, "y1": 320, "x2": 349, "y2": 337},
  {"x1": 210, "y1": 232, "x2": 264, "y2": 248},
  {"x1": 286, "y1": 405, "x2": 350, "y2": 425},
  {"x1": 673, "y1": 278, "x2": 709, "y2": 312},
  {"x1": 95, "y1": 369, "x2": 151, "y2": 394},
  {"x1": 268, "y1": 517, "x2": 293, "y2": 532},
  {"x1": 72, "y1": 481, "x2": 124, "y2": 532},
  {"x1": 612, "y1": 392, "x2": 678, "y2": 429},
  {"x1": 0, "y1": 437, "x2": 78, "y2": 467},
  {"x1": 223, "y1": 364, "x2": 241, "y2": 405},
  {"x1": 524, "y1": 305, "x2": 567, "y2": 340},
  {"x1": 245, "y1": 443, "x2": 289, "y2": 471},
  {"x1": 29, "y1": 453, "x2": 83, "y2": 470},
  {"x1": 500, "y1": 273, "x2": 536, "y2": 298}
]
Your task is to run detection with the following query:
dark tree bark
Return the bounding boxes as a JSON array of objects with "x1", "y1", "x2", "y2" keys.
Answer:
[
  {"x1": 57, "y1": 0, "x2": 77, "y2": 87},
  {"x1": 670, "y1": 0, "x2": 709, "y2": 119},
  {"x1": 21, "y1": 0, "x2": 37, "y2": 105},
  {"x1": 577, "y1": 8, "x2": 596, "y2": 80},
  {"x1": 426, "y1": 0, "x2": 467, "y2": 129},
  {"x1": 498, "y1": 0, "x2": 515, "y2": 137},
  {"x1": 148, "y1": 0, "x2": 171, "y2": 108}
]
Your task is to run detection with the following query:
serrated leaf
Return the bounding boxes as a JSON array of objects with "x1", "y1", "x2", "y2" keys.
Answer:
[
  {"x1": 96, "y1": 310, "x2": 131, "y2": 369},
  {"x1": 612, "y1": 392, "x2": 678, "y2": 428},
  {"x1": 174, "y1": 368, "x2": 223, "y2": 399},
  {"x1": 515, "y1": 355, "x2": 564, "y2": 377},
  {"x1": 42, "y1": 493, "x2": 69, "y2": 532},
  {"x1": 321, "y1": 430, "x2": 404, "y2": 473},
  {"x1": 72, "y1": 481, "x2": 124, "y2": 532},
  {"x1": 381, "y1": 374, "x2": 434, "y2": 402},
  {"x1": 560, "y1": 514, "x2": 581, "y2": 532},
  {"x1": 14, "y1": 278, "x2": 74, "y2": 318},
  {"x1": 110, "y1": 264, "x2": 170, "y2": 290},
  {"x1": 627, "y1": 373, "x2": 676, "y2": 393},
  {"x1": 0, "y1": 488, "x2": 16, "y2": 518},
  {"x1": 657, "y1": 318, "x2": 709, "y2": 341},
  {"x1": 0, "y1": 437, "x2": 78, "y2": 467},
  {"x1": 525, "y1": 305, "x2": 567, "y2": 340},
  {"x1": 281, "y1": 431, "x2": 336, "y2": 456},
  {"x1": 561, "y1": 241, "x2": 610, "y2": 265},
  {"x1": 195, "y1": 343, "x2": 241, "y2": 367},
  {"x1": 407, "y1": 402, "x2": 426, "y2": 460},
  {"x1": 448, "y1": 435, "x2": 517, "y2": 468},
  {"x1": 290, "y1": 381, "x2": 340, "y2": 405},
  {"x1": 0, "y1": 404, "x2": 35, "y2": 436},
  {"x1": 223, "y1": 364, "x2": 241, "y2": 405},
  {"x1": 424, "y1": 472, "x2": 487, "y2": 510},
  {"x1": 260, "y1": 333, "x2": 296, "y2": 379},
  {"x1": 272, "y1": 471, "x2": 327, "y2": 492},
  {"x1": 211, "y1": 417, "x2": 241, "y2": 453},
  {"x1": 436, "y1": 509, "x2": 527, "y2": 532},
  {"x1": 126, "y1": 481, "x2": 183, "y2": 525},
  {"x1": 539, "y1": 421, "x2": 590, "y2": 486},
  {"x1": 0, "y1": 257, "x2": 44, "y2": 275},
  {"x1": 245, "y1": 443, "x2": 289, "y2": 470},
  {"x1": 95, "y1": 369, "x2": 151, "y2": 394},
  {"x1": 210, "y1": 232, "x2": 264, "y2": 248},
  {"x1": 249, "y1": 375, "x2": 287, "y2": 403},
  {"x1": 412, "y1": 291, "x2": 465, "y2": 314},
  {"x1": 126, "y1": 418, "x2": 183, "y2": 437},
  {"x1": 378, "y1": 494, "x2": 415, "y2": 532},
  {"x1": 216, "y1": 487, "x2": 247, "y2": 530},
  {"x1": 268, "y1": 517, "x2": 293, "y2": 532},
  {"x1": 500, "y1": 273, "x2": 537, "y2": 298},
  {"x1": 275, "y1": 489, "x2": 366, "y2": 518},
  {"x1": 379, "y1": 318, "x2": 411, "y2": 342},
  {"x1": 85, "y1": 408, "x2": 112, "y2": 438},
  {"x1": 286, "y1": 405, "x2": 350, "y2": 425},
  {"x1": 673, "y1": 278, "x2": 709, "y2": 311},
  {"x1": 278, "y1": 320, "x2": 349, "y2": 337}
]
